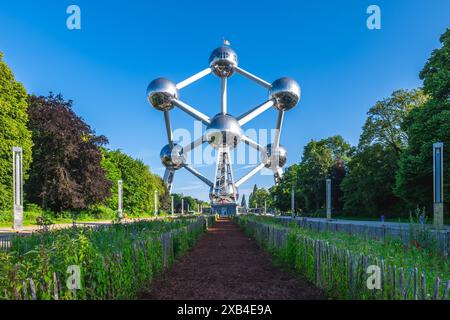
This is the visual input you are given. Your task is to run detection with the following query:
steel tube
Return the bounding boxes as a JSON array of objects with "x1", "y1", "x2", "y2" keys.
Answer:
[
  {"x1": 172, "y1": 99, "x2": 211, "y2": 125},
  {"x1": 235, "y1": 66, "x2": 271, "y2": 89},
  {"x1": 176, "y1": 67, "x2": 212, "y2": 90},
  {"x1": 237, "y1": 99, "x2": 275, "y2": 126}
]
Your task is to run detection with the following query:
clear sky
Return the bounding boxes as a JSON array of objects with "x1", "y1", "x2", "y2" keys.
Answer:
[{"x1": 0, "y1": 0, "x2": 449, "y2": 202}]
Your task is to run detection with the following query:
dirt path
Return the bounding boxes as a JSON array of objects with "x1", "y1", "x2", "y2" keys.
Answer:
[{"x1": 140, "y1": 218, "x2": 326, "y2": 300}]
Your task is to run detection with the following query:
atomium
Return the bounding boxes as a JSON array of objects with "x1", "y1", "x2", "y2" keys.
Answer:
[
  {"x1": 205, "y1": 113, "x2": 243, "y2": 149},
  {"x1": 262, "y1": 143, "x2": 288, "y2": 169},
  {"x1": 209, "y1": 46, "x2": 238, "y2": 78},
  {"x1": 146, "y1": 43, "x2": 301, "y2": 213},
  {"x1": 269, "y1": 77, "x2": 301, "y2": 111},
  {"x1": 147, "y1": 78, "x2": 179, "y2": 111},
  {"x1": 160, "y1": 144, "x2": 185, "y2": 171}
]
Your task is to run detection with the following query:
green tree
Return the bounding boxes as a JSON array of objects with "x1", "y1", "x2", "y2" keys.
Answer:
[
  {"x1": 240, "y1": 194, "x2": 247, "y2": 209},
  {"x1": 249, "y1": 185, "x2": 271, "y2": 209},
  {"x1": 26, "y1": 94, "x2": 111, "y2": 212},
  {"x1": 342, "y1": 89, "x2": 426, "y2": 217},
  {"x1": 297, "y1": 135, "x2": 352, "y2": 213},
  {"x1": 101, "y1": 148, "x2": 168, "y2": 215},
  {"x1": 395, "y1": 29, "x2": 450, "y2": 215},
  {"x1": 0, "y1": 52, "x2": 33, "y2": 213}
]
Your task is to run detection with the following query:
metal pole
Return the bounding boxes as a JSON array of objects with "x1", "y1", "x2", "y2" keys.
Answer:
[
  {"x1": 12, "y1": 147, "x2": 23, "y2": 230},
  {"x1": 181, "y1": 198, "x2": 184, "y2": 215},
  {"x1": 154, "y1": 190, "x2": 158, "y2": 215},
  {"x1": 237, "y1": 100, "x2": 275, "y2": 126},
  {"x1": 264, "y1": 200, "x2": 267, "y2": 215},
  {"x1": 221, "y1": 77, "x2": 227, "y2": 114},
  {"x1": 291, "y1": 187, "x2": 295, "y2": 217},
  {"x1": 171, "y1": 196, "x2": 174, "y2": 216},
  {"x1": 433, "y1": 143, "x2": 444, "y2": 228},
  {"x1": 118, "y1": 180, "x2": 123, "y2": 220},
  {"x1": 326, "y1": 178, "x2": 332, "y2": 220}
]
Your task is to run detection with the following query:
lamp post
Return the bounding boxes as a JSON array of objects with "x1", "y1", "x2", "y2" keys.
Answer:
[
  {"x1": 117, "y1": 180, "x2": 123, "y2": 221},
  {"x1": 433, "y1": 143, "x2": 444, "y2": 228},
  {"x1": 12, "y1": 147, "x2": 23, "y2": 230},
  {"x1": 291, "y1": 187, "x2": 295, "y2": 217},
  {"x1": 154, "y1": 190, "x2": 158, "y2": 215},
  {"x1": 326, "y1": 178, "x2": 332, "y2": 220},
  {"x1": 171, "y1": 195, "x2": 174, "y2": 216},
  {"x1": 181, "y1": 198, "x2": 184, "y2": 215}
]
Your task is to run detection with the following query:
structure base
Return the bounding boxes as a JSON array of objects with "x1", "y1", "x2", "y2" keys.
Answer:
[{"x1": 211, "y1": 203, "x2": 238, "y2": 216}]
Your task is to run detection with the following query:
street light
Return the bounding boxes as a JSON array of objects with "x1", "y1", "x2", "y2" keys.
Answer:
[
  {"x1": 433, "y1": 143, "x2": 444, "y2": 228},
  {"x1": 154, "y1": 190, "x2": 158, "y2": 215}
]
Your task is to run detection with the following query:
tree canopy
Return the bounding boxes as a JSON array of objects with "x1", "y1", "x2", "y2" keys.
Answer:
[
  {"x1": 0, "y1": 52, "x2": 33, "y2": 212},
  {"x1": 26, "y1": 94, "x2": 111, "y2": 212},
  {"x1": 395, "y1": 28, "x2": 450, "y2": 214}
]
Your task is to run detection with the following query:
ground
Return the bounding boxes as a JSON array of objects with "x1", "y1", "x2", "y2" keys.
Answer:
[{"x1": 140, "y1": 218, "x2": 326, "y2": 300}]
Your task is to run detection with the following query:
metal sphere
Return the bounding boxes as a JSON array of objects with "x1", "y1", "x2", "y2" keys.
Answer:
[
  {"x1": 269, "y1": 77, "x2": 301, "y2": 111},
  {"x1": 160, "y1": 144, "x2": 185, "y2": 170},
  {"x1": 146, "y1": 78, "x2": 179, "y2": 111},
  {"x1": 205, "y1": 114, "x2": 243, "y2": 149},
  {"x1": 209, "y1": 46, "x2": 238, "y2": 78},
  {"x1": 262, "y1": 143, "x2": 288, "y2": 169}
]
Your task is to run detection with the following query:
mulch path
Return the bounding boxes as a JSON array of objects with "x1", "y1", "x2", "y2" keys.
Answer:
[{"x1": 139, "y1": 218, "x2": 327, "y2": 300}]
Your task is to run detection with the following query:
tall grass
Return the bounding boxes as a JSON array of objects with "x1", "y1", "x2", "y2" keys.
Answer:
[{"x1": 0, "y1": 216, "x2": 215, "y2": 300}]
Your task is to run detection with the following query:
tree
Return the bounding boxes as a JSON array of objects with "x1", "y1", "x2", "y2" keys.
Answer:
[
  {"x1": 0, "y1": 52, "x2": 33, "y2": 213},
  {"x1": 249, "y1": 185, "x2": 271, "y2": 210},
  {"x1": 395, "y1": 28, "x2": 450, "y2": 215},
  {"x1": 342, "y1": 89, "x2": 426, "y2": 217},
  {"x1": 240, "y1": 194, "x2": 247, "y2": 209},
  {"x1": 26, "y1": 94, "x2": 111, "y2": 212},
  {"x1": 297, "y1": 136, "x2": 352, "y2": 213},
  {"x1": 270, "y1": 164, "x2": 300, "y2": 212},
  {"x1": 101, "y1": 148, "x2": 168, "y2": 214}
]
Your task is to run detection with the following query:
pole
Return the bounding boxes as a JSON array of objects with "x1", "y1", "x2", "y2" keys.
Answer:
[
  {"x1": 291, "y1": 187, "x2": 295, "y2": 218},
  {"x1": 12, "y1": 147, "x2": 23, "y2": 230},
  {"x1": 181, "y1": 198, "x2": 184, "y2": 215},
  {"x1": 154, "y1": 190, "x2": 158, "y2": 215},
  {"x1": 264, "y1": 200, "x2": 267, "y2": 215},
  {"x1": 433, "y1": 143, "x2": 444, "y2": 228},
  {"x1": 171, "y1": 196, "x2": 174, "y2": 216},
  {"x1": 326, "y1": 178, "x2": 332, "y2": 220},
  {"x1": 118, "y1": 180, "x2": 123, "y2": 221}
]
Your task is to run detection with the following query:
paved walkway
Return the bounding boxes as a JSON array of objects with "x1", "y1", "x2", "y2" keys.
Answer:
[{"x1": 140, "y1": 218, "x2": 326, "y2": 300}]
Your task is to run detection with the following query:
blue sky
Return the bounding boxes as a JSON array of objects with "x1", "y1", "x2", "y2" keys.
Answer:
[{"x1": 0, "y1": 0, "x2": 449, "y2": 202}]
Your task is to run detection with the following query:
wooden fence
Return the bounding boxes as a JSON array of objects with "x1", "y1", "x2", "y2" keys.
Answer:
[
  {"x1": 1, "y1": 217, "x2": 212, "y2": 300},
  {"x1": 237, "y1": 217, "x2": 450, "y2": 300},
  {"x1": 273, "y1": 216, "x2": 450, "y2": 259}
]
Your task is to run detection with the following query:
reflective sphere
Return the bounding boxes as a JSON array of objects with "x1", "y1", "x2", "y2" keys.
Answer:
[
  {"x1": 205, "y1": 114, "x2": 243, "y2": 149},
  {"x1": 147, "y1": 78, "x2": 179, "y2": 111},
  {"x1": 209, "y1": 46, "x2": 238, "y2": 78},
  {"x1": 269, "y1": 77, "x2": 301, "y2": 111},
  {"x1": 160, "y1": 144, "x2": 185, "y2": 170},
  {"x1": 209, "y1": 184, "x2": 239, "y2": 203},
  {"x1": 262, "y1": 143, "x2": 288, "y2": 169}
]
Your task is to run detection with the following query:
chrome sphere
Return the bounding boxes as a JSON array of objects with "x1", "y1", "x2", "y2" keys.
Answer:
[
  {"x1": 146, "y1": 78, "x2": 179, "y2": 111},
  {"x1": 269, "y1": 77, "x2": 301, "y2": 111},
  {"x1": 160, "y1": 144, "x2": 185, "y2": 170},
  {"x1": 262, "y1": 143, "x2": 288, "y2": 169},
  {"x1": 209, "y1": 46, "x2": 238, "y2": 78},
  {"x1": 205, "y1": 114, "x2": 243, "y2": 149}
]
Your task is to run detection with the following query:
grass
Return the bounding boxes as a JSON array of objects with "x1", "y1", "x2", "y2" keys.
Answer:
[
  {"x1": 0, "y1": 204, "x2": 176, "y2": 228},
  {"x1": 236, "y1": 215, "x2": 450, "y2": 300},
  {"x1": 0, "y1": 216, "x2": 214, "y2": 300}
]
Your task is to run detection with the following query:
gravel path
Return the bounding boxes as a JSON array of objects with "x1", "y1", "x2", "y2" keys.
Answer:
[{"x1": 140, "y1": 218, "x2": 326, "y2": 300}]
